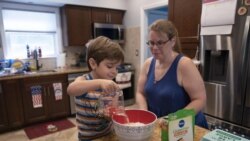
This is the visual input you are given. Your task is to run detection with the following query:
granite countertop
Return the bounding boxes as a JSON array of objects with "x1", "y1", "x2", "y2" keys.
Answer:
[
  {"x1": 0, "y1": 67, "x2": 89, "y2": 81},
  {"x1": 94, "y1": 121, "x2": 210, "y2": 141}
]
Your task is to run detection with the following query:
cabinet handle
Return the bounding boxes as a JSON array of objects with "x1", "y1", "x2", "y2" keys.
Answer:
[
  {"x1": 109, "y1": 14, "x2": 111, "y2": 23},
  {"x1": 106, "y1": 14, "x2": 108, "y2": 23},
  {"x1": 197, "y1": 24, "x2": 200, "y2": 37},
  {"x1": 118, "y1": 26, "x2": 121, "y2": 40},
  {"x1": 43, "y1": 87, "x2": 46, "y2": 97},
  {"x1": 0, "y1": 84, "x2": 2, "y2": 94},
  {"x1": 47, "y1": 87, "x2": 50, "y2": 97}
]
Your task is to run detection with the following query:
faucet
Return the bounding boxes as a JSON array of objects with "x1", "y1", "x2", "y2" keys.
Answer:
[{"x1": 33, "y1": 49, "x2": 42, "y2": 70}]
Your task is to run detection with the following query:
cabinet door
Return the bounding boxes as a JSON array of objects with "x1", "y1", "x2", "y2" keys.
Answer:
[
  {"x1": 62, "y1": 5, "x2": 92, "y2": 46},
  {"x1": 22, "y1": 82, "x2": 47, "y2": 124},
  {"x1": 92, "y1": 8, "x2": 125, "y2": 24},
  {"x1": 0, "y1": 82, "x2": 8, "y2": 132},
  {"x1": 109, "y1": 10, "x2": 124, "y2": 24},
  {"x1": 168, "y1": 0, "x2": 201, "y2": 58},
  {"x1": 91, "y1": 8, "x2": 109, "y2": 23},
  {"x1": 47, "y1": 82, "x2": 70, "y2": 118},
  {"x1": 22, "y1": 74, "x2": 69, "y2": 124},
  {"x1": 2, "y1": 80, "x2": 24, "y2": 128}
]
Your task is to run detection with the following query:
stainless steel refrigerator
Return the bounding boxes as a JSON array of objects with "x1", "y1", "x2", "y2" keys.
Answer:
[{"x1": 200, "y1": 1, "x2": 250, "y2": 138}]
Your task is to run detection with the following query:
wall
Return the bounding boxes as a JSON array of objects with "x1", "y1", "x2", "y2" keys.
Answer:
[
  {"x1": 1, "y1": 0, "x2": 127, "y2": 9},
  {"x1": 124, "y1": 0, "x2": 166, "y2": 27},
  {"x1": 123, "y1": 0, "x2": 167, "y2": 95}
]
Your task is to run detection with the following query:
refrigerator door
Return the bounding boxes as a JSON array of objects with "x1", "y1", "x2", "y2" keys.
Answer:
[
  {"x1": 201, "y1": 35, "x2": 243, "y2": 124},
  {"x1": 243, "y1": 72, "x2": 250, "y2": 128},
  {"x1": 200, "y1": 15, "x2": 250, "y2": 126},
  {"x1": 242, "y1": 16, "x2": 250, "y2": 128}
]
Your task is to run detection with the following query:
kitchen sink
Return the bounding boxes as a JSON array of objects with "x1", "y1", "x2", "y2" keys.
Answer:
[
  {"x1": 37, "y1": 70, "x2": 57, "y2": 73},
  {"x1": 24, "y1": 70, "x2": 57, "y2": 75}
]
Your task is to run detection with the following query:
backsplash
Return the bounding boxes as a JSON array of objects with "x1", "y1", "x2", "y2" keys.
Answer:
[
  {"x1": 64, "y1": 46, "x2": 87, "y2": 67},
  {"x1": 123, "y1": 27, "x2": 141, "y2": 92},
  {"x1": 20, "y1": 46, "x2": 86, "y2": 71}
]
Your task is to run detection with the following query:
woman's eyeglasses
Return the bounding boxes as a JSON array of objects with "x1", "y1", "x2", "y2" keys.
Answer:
[{"x1": 146, "y1": 40, "x2": 169, "y2": 48}]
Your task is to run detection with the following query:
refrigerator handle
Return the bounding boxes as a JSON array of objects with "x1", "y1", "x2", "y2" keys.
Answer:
[
  {"x1": 243, "y1": 16, "x2": 250, "y2": 108},
  {"x1": 197, "y1": 24, "x2": 200, "y2": 38},
  {"x1": 246, "y1": 93, "x2": 250, "y2": 107}
]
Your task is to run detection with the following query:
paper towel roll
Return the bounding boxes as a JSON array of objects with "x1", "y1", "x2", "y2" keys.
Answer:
[{"x1": 57, "y1": 53, "x2": 66, "y2": 68}]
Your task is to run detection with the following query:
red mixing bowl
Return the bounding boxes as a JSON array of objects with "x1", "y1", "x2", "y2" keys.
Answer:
[{"x1": 112, "y1": 109, "x2": 157, "y2": 141}]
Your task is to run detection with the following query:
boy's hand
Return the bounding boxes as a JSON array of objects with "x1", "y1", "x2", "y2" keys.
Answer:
[{"x1": 100, "y1": 80, "x2": 119, "y2": 94}]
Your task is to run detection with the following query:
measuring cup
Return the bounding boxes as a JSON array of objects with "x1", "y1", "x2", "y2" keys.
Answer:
[{"x1": 97, "y1": 90, "x2": 125, "y2": 120}]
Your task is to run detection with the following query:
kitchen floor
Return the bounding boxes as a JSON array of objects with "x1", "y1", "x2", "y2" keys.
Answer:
[{"x1": 0, "y1": 104, "x2": 138, "y2": 141}]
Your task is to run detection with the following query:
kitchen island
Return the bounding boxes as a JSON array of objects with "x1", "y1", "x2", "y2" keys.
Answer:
[{"x1": 94, "y1": 121, "x2": 210, "y2": 141}]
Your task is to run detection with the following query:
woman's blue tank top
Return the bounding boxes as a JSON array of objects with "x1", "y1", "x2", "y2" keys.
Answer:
[{"x1": 144, "y1": 54, "x2": 208, "y2": 128}]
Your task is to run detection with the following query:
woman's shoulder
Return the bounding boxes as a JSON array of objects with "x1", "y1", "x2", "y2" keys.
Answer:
[
  {"x1": 143, "y1": 57, "x2": 154, "y2": 68},
  {"x1": 179, "y1": 55, "x2": 195, "y2": 66},
  {"x1": 140, "y1": 57, "x2": 154, "y2": 74},
  {"x1": 178, "y1": 55, "x2": 198, "y2": 72}
]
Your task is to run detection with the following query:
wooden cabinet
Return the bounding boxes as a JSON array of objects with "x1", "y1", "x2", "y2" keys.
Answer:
[
  {"x1": 168, "y1": 0, "x2": 201, "y2": 58},
  {"x1": 61, "y1": 5, "x2": 125, "y2": 46},
  {"x1": 0, "y1": 82, "x2": 8, "y2": 132},
  {"x1": 91, "y1": 8, "x2": 125, "y2": 24},
  {"x1": 61, "y1": 5, "x2": 92, "y2": 46},
  {"x1": 22, "y1": 74, "x2": 70, "y2": 124},
  {"x1": 0, "y1": 80, "x2": 24, "y2": 132}
]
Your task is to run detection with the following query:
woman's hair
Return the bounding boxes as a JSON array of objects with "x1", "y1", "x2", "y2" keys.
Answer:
[
  {"x1": 149, "y1": 19, "x2": 182, "y2": 53},
  {"x1": 86, "y1": 36, "x2": 124, "y2": 70}
]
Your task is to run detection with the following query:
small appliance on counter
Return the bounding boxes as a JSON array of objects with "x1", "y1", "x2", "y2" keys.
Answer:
[
  {"x1": 116, "y1": 63, "x2": 135, "y2": 106},
  {"x1": 117, "y1": 63, "x2": 133, "y2": 73},
  {"x1": 201, "y1": 129, "x2": 249, "y2": 141}
]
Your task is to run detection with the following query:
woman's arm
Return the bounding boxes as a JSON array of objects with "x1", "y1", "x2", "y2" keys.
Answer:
[
  {"x1": 135, "y1": 58, "x2": 152, "y2": 110},
  {"x1": 178, "y1": 57, "x2": 206, "y2": 114}
]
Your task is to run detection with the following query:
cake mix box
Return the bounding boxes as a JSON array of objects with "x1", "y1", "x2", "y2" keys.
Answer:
[{"x1": 161, "y1": 109, "x2": 195, "y2": 141}]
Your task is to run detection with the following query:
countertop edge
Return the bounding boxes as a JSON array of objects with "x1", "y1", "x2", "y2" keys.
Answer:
[{"x1": 0, "y1": 67, "x2": 89, "y2": 81}]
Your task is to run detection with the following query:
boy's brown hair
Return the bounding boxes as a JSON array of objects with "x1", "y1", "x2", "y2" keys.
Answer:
[{"x1": 86, "y1": 36, "x2": 124, "y2": 70}]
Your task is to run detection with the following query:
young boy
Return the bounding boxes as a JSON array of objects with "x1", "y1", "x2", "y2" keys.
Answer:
[{"x1": 67, "y1": 36, "x2": 124, "y2": 141}]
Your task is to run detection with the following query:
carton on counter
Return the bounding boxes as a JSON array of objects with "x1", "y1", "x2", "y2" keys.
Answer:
[{"x1": 161, "y1": 109, "x2": 195, "y2": 141}]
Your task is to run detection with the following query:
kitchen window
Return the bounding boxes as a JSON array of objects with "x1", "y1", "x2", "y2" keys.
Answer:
[{"x1": 0, "y1": 3, "x2": 62, "y2": 59}]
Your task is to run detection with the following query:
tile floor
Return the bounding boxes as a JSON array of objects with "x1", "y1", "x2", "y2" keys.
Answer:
[{"x1": 0, "y1": 104, "x2": 138, "y2": 141}]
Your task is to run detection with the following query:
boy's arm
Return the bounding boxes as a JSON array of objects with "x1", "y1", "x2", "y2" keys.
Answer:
[{"x1": 67, "y1": 76, "x2": 119, "y2": 96}]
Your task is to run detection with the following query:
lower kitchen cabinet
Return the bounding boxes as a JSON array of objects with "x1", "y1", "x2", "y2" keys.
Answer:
[
  {"x1": 22, "y1": 74, "x2": 70, "y2": 124},
  {"x1": 0, "y1": 79, "x2": 24, "y2": 132},
  {"x1": 0, "y1": 81, "x2": 8, "y2": 132}
]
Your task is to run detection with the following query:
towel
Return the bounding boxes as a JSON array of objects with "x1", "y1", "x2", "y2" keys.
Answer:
[
  {"x1": 116, "y1": 72, "x2": 132, "y2": 89},
  {"x1": 53, "y1": 83, "x2": 63, "y2": 100},
  {"x1": 31, "y1": 85, "x2": 43, "y2": 108}
]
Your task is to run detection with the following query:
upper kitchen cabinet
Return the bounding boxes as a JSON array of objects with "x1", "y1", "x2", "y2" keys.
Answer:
[
  {"x1": 91, "y1": 8, "x2": 125, "y2": 24},
  {"x1": 61, "y1": 5, "x2": 92, "y2": 46},
  {"x1": 168, "y1": 0, "x2": 201, "y2": 58}
]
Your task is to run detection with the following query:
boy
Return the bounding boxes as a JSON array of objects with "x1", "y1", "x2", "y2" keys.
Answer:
[{"x1": 67, "y1": 36, "x2": 124, "y2": 140}]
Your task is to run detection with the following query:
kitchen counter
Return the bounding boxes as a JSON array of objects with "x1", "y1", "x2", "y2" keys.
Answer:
[
  {"x1": 94, "y1": 121, "x2": 210, "y2": 141},
  {"x1": 0, "y1": 67, "x2": 89, "y2": 80}
]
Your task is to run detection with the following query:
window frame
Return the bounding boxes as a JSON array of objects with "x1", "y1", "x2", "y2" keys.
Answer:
[{"x1": 0, "y1": 2, "x2": 63, "y2": 59}]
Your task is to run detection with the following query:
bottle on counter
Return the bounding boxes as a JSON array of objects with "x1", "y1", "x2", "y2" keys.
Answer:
[
  {"x1": 38, "y1": 47, "x2": 42, "y2": 58},
  {"x1": 26, "y1": 44, "x2": 30, "y2": 58}
]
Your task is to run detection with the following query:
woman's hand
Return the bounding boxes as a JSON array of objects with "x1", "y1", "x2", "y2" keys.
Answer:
[{"x1": 158, "y1": 117, "x2": 168, "y2": 130}]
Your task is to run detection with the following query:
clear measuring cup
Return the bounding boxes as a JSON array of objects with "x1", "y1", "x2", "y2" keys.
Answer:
[{"x1": 97, "y1": 90, "x2": 125, "y2": 120}]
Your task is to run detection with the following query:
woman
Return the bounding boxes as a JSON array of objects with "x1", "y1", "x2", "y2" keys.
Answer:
[{"x1": 136, "y1": 19, "x2": 208, "y2": 128}]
